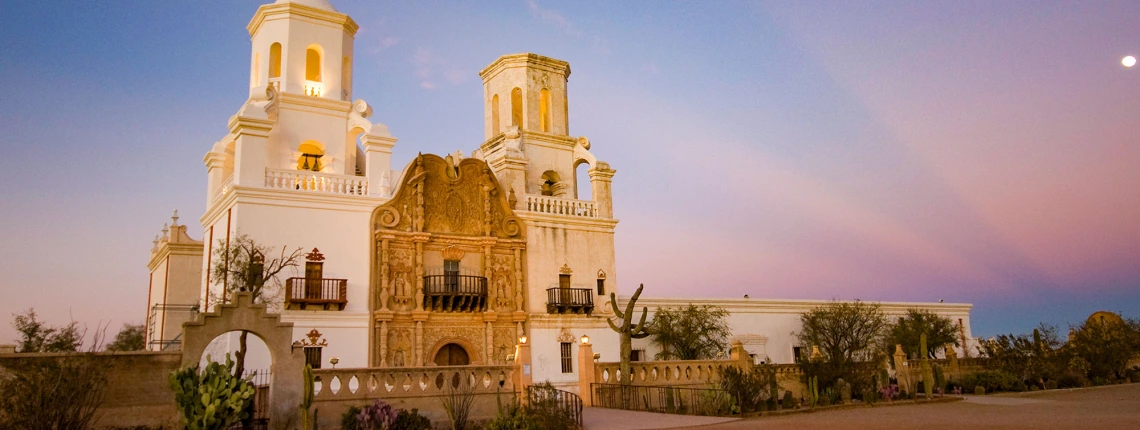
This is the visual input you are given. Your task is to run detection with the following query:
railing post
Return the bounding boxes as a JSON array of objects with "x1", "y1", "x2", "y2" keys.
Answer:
[{"x1": 578, "y1": 337, "x2": 596, "y2": 407}]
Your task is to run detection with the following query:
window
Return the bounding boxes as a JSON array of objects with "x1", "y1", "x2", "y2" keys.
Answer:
[
  {"x1": 269, "y1": 43, "x2": 282, "y2": 78},
  {"x1": 596, "y1": 278, "x2": 605, "y2": 296},
  {"x1": 539, "y1": 88, "x2": 551, "y2": 132},
  {"x1": 304, "y1": 346, "x2": 322, "y2": 369},
  {"x1": 559, "y1": 274, "x2": 570, "y2": 289},
  {"x1": 491, "y1": 94, "x2": 500, "y2": 135},
  {"x1": 306, "y1": 48, "x2": 322, "y2": 81},
  {"x1": 560, "y1": 342, "x2": 573, "y2": 373},
  {"x1": 793, "y1": 346, "x2": 804, "y2": 363},
  {"x1": 630, "y1": 349, "x2": 644, "y2": 362},
  {"x1": 541, "y1": 170, "x2": 561, "y2": 196},
  {"x1": 511, "y1": 87, "x2": 522, "y2": 127},
  {"x1": 445, "y1": 259, "x2": 460, "y2": 292}
]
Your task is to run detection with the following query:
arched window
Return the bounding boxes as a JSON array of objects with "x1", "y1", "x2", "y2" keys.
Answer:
[
  {"x1": 491, "y1": 94, "x2": 500, "y2": 135},
  {"x1": 268, "y1": 43, "x2": 282, "y2": 78},
  {"x1": 511, "y1": 87, "x2": 522, "y2": 128},
  {"x1": 540, "y1": 88, "x2": 551, "y2": 132},
  {"x1": 297, "y1": 141, "x2": 325, "y2": 172},
  {"x1": 306, "y1": 48, "x2": 322, "y2": 82},
  {"x1": 541, "y1": 170, "x2": 561, "y2": 196},
  {"x1": 575, "y1": 161, "x2": 592, "y2": 200}
]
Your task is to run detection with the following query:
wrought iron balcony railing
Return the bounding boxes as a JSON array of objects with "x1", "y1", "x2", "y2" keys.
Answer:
[
  {"x1": 422, "y1": 275, "x2": 487, "y2": 312},
  {"x1": 546, "y1": 288, "x2": 594, "y2": 314},
  {"x1": 286, "y1": 277, "x2": 348, "y2": 310}
]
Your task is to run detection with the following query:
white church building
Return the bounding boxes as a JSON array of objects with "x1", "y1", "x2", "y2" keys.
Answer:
[{"x1": 143, "y1": 0, "x2": 975, "y2": 390}]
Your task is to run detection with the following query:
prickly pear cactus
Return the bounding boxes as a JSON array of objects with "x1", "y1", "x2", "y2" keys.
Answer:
[{"x1": 169, "y1": 354, "x2": 256, "y2": 430}]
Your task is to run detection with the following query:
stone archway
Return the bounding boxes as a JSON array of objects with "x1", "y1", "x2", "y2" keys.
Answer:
[{"x1": 181, "y1": 292, "x2": 305, "y2": 429}]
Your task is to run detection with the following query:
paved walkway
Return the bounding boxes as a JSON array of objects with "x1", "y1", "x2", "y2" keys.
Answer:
[
  {"x1": 583, "y1": 407, "x2": 738, "y2": 430},
  {"x1": 698, "y1": 383, "x2": 1140, "y2": 429}
]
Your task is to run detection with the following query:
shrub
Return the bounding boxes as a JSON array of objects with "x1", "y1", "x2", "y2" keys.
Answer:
[
  {"x1": 485, "y1": 403, "x2": 539, "y2": 430},
  {"x1": 716, "y1": 366, "x2": 771, "y2": 413},
  {"x1": 0, "y1": 353, "x2": 109, "y2": 430},
  {"x1": 696, "y1": 388, "x2": 735, "y2": 416},
  {"x1": 781, "y1": 391, "x2": 796, "y2": 409},
  {"x1": 394, "y1": 409, "x2": 432, "y2": 430},
  {"x1": 974, "y1": 386, "x2": 985, "y2": 395},
  {"x1": 342, "y1": 405, "x2": 362, "y2": 430},
  {"x1": 958, "y1": 370, "x2": 1020, "y2": 393},
  {"x1": 524, "y1": 383, "x2": 576, "y2": 430},
  {"x1": 1046, "y1": 380, "x2": 1058, "y2": 390},
  {"x1": 1055, "y1": 371, "x2": 1088, "y2": 389}
]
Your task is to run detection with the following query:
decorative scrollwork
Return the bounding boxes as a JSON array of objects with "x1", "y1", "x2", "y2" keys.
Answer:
[
  {"x1": 501, "y1": 216, "x2": 521, "y2": 237},
  {"x1": 376, "y1": 206, "x2": 400, "y2": 228}
]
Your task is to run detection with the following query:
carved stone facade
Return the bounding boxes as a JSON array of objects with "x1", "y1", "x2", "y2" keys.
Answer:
[{"x1": 370, "y1": 154, "x2": 527, "y2": 367}]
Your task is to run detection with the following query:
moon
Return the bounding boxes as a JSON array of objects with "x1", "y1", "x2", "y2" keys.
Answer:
[{"x1": 1124, "y1": 56, "x2": 1137, "y2": 68}]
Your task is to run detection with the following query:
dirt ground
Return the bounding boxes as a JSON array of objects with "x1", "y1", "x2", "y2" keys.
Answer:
[{"x1": 695, "y1": 383, "x2": 1140, "y2": 429}]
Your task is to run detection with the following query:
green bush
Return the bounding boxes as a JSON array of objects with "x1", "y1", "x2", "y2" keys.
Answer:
[
  {"x1": 696, "y1": 388, "x2": 735, "y2": 416},
  {"x1": 1046, "y1": 380, "x2": 1058, "y2": 390},
  {"x1": 958, "y1": 371, "x2": 1021, "y2": 393},
  {"x1": 341, "y1": 405, "x2": 362, "y2": 430},
  {"x1": 974, "y1": 386, "x2": 984, "y2": 395},
  {"x1": 716, "y1": 366, "x2": 771, "y2": 413},
  {"x1": 394, "y1": 408, "x2": 432, "y2": 430},
  {"x1": 781, "y1": 391, "x2": 796, "y2": 410},
  {"x1": 1055, "y1": 371, "x2": 1088, "y2": 389}
]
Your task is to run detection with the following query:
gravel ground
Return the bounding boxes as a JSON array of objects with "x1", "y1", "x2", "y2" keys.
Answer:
[{"x1": 693, "y1": 383, "x2": 1140, "y2": 429}]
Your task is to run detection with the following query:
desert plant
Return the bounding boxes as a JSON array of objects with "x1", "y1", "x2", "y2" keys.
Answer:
[
  {"x1": 607, "y1": 284, "x2": 651, "y2": 386},
  {"x1": 0, "y1": 352, "x2": 109, "y2": 430},
  {"x1": 921, "y1": 333, "x2": 934, "y2": 399},
  {"x1": 300, "y1": 364, "x2": 315, "y2": 430},
  {"x1": 441, "y1": 377, "x2": 477, "y2": 430},
  {"x1": 169, "y1": 354, "x2": 255, "y2": 430},
  {"x1": 885, "y1": 309, "x2": 958, "y2": 360},
  {"x1": 341, "y1": 405, "x2": 362, "y2": 430},
  {"x1": 781, "y1": 390, "x2": 796, "y2": 409},
  {"x1": 959, "y1": 370, "x2": 1021, "y2": 393},
  {"x1": 807, "y1": 376, "x2": 819, "y2": 407},
  {"x1": 105, "y1": 323, "x2": 146, "y2": 352},
  {"x1": 485, "y1": 401, "x2": 540, "y2": 430},
  {"x1": 1046, "y1": 380, "x2": 1058, "y2": 390},
  {"x1": 974, "y1": 386, "x2": 984, "y2": 395},
  {"x1": 393, "y1": 409, "x2": 432, "y2": 430},
  {"x1": 650, "y1": 304, "x2": 732, "y2": 360},
  {"x1": 717, "y1": 365, "x2": 770, "y2": 413},
  {"x1": 356, "y1": 399, "x2": 398, "y2": 430}
]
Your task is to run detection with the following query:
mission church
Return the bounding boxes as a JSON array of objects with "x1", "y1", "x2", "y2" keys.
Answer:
[{"x1": 143, "y1": 0, "x2": 976, "y2": 390}]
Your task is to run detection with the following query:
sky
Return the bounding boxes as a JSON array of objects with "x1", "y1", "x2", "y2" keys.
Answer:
[{"x1": 1, "y1": 0, "x2": 1139, "y2": 345}]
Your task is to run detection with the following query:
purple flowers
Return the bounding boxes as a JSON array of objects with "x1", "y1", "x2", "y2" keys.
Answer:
[{"x1": 357, "y1": 399, "x2": 398, "y2": 430}]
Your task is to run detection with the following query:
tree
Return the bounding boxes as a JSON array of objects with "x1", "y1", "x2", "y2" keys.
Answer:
[
  {"x1": 650, "y1": 304, "x2": 731, "y2": 360},
  {"x1": 886, "y1": 309, "x2": 958, "y2": 360},
  {"x1": 977, "y1": 323, "x2": 1062, "y2": 384},
  {"x1": 210, "y1": 233, "x2": 303, "y2": 378},
  {"x1": 0, "y1": 323, "x2": 108, "y2": 430},
  {"x1": 796, "y1": 300, "x2": 888, "y2": 391},
  {"x1": 1066, "y1": 316, "x2": 1139, "y2": 381},
  {"x1": 105, "y1": 323, "x2": 145, "y2": 352},
  {"x1": 11, "y1": 308, "x2": 83, "y2": 353}
]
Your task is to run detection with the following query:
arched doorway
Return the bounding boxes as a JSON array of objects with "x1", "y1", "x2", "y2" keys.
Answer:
[{"x1": 434, "y1": 343, "x2": 470, "y2": 366}]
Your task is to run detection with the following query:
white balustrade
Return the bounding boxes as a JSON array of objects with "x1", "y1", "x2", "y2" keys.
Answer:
[
  {"x1": 212, "y1": 175, "x2": 234, "y2": 203},
  {"x1": 523, "y1": 195, "x2": 598, "y2": 218},
  {"x1": 304, "y1": 80, "x2": 324, "y2": 97},
  {"x1": 264, "y1": 168, "x2": 368, "y2": 196}
]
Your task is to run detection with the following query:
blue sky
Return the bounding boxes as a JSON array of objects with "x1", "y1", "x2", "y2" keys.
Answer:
[{"x1": 2, "y1": 0, "x2": 1139, "y2": 344}]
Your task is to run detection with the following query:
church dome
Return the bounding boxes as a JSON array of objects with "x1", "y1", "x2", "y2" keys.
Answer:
[{"x1": 274, "y1": 0, "x2": 338, "y2": 12}]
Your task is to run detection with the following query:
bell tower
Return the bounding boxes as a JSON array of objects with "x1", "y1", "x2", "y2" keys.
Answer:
[{"x1": 247, "y1": 0, "x2": 358, "y2": 102}]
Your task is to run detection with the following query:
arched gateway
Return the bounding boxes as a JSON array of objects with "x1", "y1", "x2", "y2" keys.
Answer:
[{"x1": 181, "y1": 292, "x2": 306, "y2": 429}]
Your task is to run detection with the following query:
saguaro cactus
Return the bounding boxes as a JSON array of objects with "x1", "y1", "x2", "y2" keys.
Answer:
[
  {"x1": 301, "y1": 364, "x2": 314, "y2": 430},
  {"x1": 921, "y1": 333, "x2": 933, "y2": 399},
  {"x1": 608, "y1": 283, "x2": 650, "y2": 386}
]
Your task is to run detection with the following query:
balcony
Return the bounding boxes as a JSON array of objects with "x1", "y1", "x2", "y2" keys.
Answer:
[
  {"x1": 546, "y1": 288, "x2": 594, "y2": 314},
  {"x1": 523, "y1": 195, "x2": 598, "y2": 218},
  {"x1": 286, "y1": 277, "x2": 347, "y2": 310},
  {"x1": 265, "y1": 168, "x2": 368, "y2": 196},
  {"x1": 422, "y1": 275, "x2": 487, "y2": 312}
]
